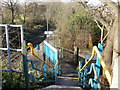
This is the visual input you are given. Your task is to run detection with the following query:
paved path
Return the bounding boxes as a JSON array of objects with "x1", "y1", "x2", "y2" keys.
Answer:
[
  {"x1": 55, "y1": 59, "x2": 79, "y2": 86},
  {"x1": 59, "y1": 60, "x2": 77, "y2": 77}
]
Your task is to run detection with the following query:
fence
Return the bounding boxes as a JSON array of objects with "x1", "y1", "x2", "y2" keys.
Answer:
[
  {"x1": 54, "y1": 45, "x2": 79, "y2": 66},
  {"x1": 0, "y1": 24, "x2": 24, "y2": 88}
]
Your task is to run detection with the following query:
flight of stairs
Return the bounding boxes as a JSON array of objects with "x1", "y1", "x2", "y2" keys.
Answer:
[
  {"x1": 55, "y1": 76, "x2": 79, "y2": 86},
  {"x1": 41, "y1": 60, "x2": 82, "y2": 90}
]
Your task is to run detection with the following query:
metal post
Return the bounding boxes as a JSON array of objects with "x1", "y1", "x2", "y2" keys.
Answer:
[
  {"x1": 80, "y1": 61, "x2": 83, "y2": 87},
  {"x1": 0, "y1": 9, "x2": 2, "y2": 48},
  {"x1": 22, "y1": 40, "x2": 29, "y2": 88},
  {"x1": 20, "y1": 25, "x2": 24, "y2": 44},
  {"x1": 46, "y1": 5, "x2": 49, "y2": 41},
  {"x1": 0, "y1": 10, "x2": 2, "y2": 89},
  {"x1": 83, "y1": 66, "x2": 87, "y2": 88},
  {"x1": 61, "y1": 47, "x2": 64, "y2": 59},
  {"x1": 36, "y1": 44, "x2": 40, "y2": 61},
  {"x1": 46, "y1": 5, "x2": 48, "y2": 33},
  {"x1": 78, "y1": 61, "x2": 80, "y2": 84},
  {"x1": 93, "y1": 43, "x2": 103, "y2": 88},
  {"x1": 75, "y1": 47, "x2": 79, "y2": 66},
  {"x1": 96, "y1": 43, "x2": 103, "y2": 76},
  {"x1": 55, "y1": 64, "x2": 57, "y2": 81},
  {"x1": 43, "y1": 53, "x2": 47, "y2": 80},
  {"x1": 5, "y1": 25, "x2": 13, "y2": 87},
  {"x1": 51, "y1": 68, "x2": 55, "y2": 80}
]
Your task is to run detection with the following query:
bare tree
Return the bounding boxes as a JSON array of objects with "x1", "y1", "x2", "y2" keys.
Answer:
[
  {"x1": 21, "y1": 2, "x2": 32, "y2": 24},
  {"x1": 3, "y1": 0, "x2": 18, "y2": 24}
]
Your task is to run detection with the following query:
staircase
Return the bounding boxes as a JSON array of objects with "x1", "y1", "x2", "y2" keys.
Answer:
[
  {"x1": 55, "y1": 76, "x2": 79, "y2": 86},
  {"x1": 55, "y1": 60, "x2": 79, "y2": 86},
  {"x1": 41, "y1": 60, "x2": 82, "y2": 90}
]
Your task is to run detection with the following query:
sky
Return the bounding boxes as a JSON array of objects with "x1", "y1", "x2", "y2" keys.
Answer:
[
  {"x1": 16, "y1": 0, "x2": 119, "y2": 3},
  {"x1": 2, "y1": 0, "x2": 119, "y2": 5}
]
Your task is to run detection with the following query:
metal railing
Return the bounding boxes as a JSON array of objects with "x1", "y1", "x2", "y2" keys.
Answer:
[
  {"x1": 27, "y1": 43, "x2": 53, "y2": 68},
  {"x1": 0, "y1": 24, "x2": 24, "y2": 88},
  {"x1": 54, "y1": 45, "x2": 78, "y2": 65},
  {"x1": 25, "y1": 41, "x2": 61, "y2": 88},
  {"x1": 77, "y1": 44, "x2": 111, "y2": 88}
]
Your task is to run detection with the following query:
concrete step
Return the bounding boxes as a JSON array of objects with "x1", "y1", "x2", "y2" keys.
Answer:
[
  {"x1": 41, "y1": 85, "x2": 82, "y2": 90},
  {"x1": 57, "y1": 76, "x2": 79, "y2": 79},
  {"x1": 55, "y1": 76, "x2": 79, "y2": 86}
]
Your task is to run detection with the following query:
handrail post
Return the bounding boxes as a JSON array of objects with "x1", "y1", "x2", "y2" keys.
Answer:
[
  {"x1": 79, "y1": 61, "x2": 83, "y2": 86},
  {"x1": 5, "y1": 25, "x2": 13, "y2": 88},
  {"x1": 78, "y1": 61, "x2": 81, "y2": 83},
  {"x1": 55, "y1": 63, "x2": 57, "y2": 81},
  {"x1": 22, "y1": 41, "x2": 29, "y2": 88},
  {"x1": 93, "y1": 43, "x2": 103, "y2": 88},
  {"x1": 96, "y1": 43, "x2": 103, "y2": 76},
  {"x1": 36, "y1": 44, "x2": 40, "y2": 59},
  {"x1": 43, "y1": 53, "x2": 47, "y2": 80},
  {"x1": 83, "y1": 66, "x2": 88, "y2": 88},
  {"x1": 0, "y1": 15, "x2": 2, "y2": 89},
  {"x1": 61, "y1": 47, "x2": 64, "y2": 59},
  {"x1": 51, "y1": 68, "x2": 55, "y2": 80},
  {"x1": 75, "y1": 47, "x2": 79, "y2": 66}
]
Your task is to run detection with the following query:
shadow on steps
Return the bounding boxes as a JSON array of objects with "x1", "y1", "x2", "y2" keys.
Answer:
[
  {"x1": 41, "y1": 85, "x2": 82, "y2": 90},
  {"x1": 55, "y1": 77, "x2": 79, "y2": 86}
]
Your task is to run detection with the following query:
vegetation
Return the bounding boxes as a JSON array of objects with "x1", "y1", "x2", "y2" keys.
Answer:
[{"x1": 48, "y1": 2, "x2": 101, "y2": 50}]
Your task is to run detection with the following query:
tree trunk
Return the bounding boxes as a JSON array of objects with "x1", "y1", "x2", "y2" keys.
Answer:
[
  {"x1": 103, "y1": 27, "x2": 114, "y2": 71},
  {"x1": 0, "y1": 11, "x2": 2, "y2": 89},
  {"x1": 110, "y1": 6, "x2": 120, "y2": 89},
  {"x1": 0, "y1": 10, "x2": 2, "y2": 52},
  {"x1": 23, "y1": 15, "x2": 26, "y2": 24},
  {"x1": 11, "y1": 9, "x2": 15, "y2": 24},
  {"x1": 88, "y1": 34, "x2": 93, "y2": 48}
]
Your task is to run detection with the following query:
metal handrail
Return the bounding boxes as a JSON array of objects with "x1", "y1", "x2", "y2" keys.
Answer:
[
  {"x1": 54, "y1": 45, "x2": 75, "y2": 53},
  {"x1": 27, "y1": 59, "x2": 52, "y2": 74},
  {"x1": 79, "y1": 46, "x2": 112, "y2": 85},
  {"x1": 26, "y1": 43, "x2": 53, "y2": 68},
  {"x1": 0, "y1": 68, "x2": 23, "y2": 73}
]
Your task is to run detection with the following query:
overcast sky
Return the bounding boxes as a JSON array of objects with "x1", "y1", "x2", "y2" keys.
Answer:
[
  {"x1": 16, "y1": 0, "x2": 119, "y2": 3},
  {"x1": 1, "y1": 0, "x2": 119, "y2": 5}
]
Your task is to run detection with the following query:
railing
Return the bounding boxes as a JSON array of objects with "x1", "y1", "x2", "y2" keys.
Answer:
[
  {"x1": 43, "y1": 41, "x2": 61, "y2": 79},
  {"x1": 54, "y1": 45, "x2": 75, "y2": 58},
  {"x1": 27, "y1": 43, "x2": 53, "y2": 68},
  {"x1": 25, "y1": 41, "x2": 61, "y2": 88},
  {"x1": 54, "y1": 45, "x2": 79, "y2": 66},
  {"x1": 0, "y1": 24, "x2": 24, "y2": 88},
  {"x1": 77, "y1": 43, "x2": 111, "y2": 88}
]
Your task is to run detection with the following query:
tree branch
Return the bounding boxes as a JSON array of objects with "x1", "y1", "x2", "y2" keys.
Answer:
[
  {"x1": 102, "y1": 31, "x2": 109, "y2": 43},
  {"x1": 99, "y1": 0, "x2": 118, "y2": 15}
]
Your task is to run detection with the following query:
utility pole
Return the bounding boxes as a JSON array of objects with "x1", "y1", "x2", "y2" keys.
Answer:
[
  {"x1": 46, "y1": 5, "x2": 48, "y2": 33},
  {"x1": 0, "y1": 8, "x2": 2, "y2": 90},
  {"x1": 46, "y1": 4, "x2": 50, "y2": 42}
]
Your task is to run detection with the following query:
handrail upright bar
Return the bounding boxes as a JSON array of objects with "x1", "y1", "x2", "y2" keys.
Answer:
[
  {"x1": 20, "y1": 25, "x2": 24, "y2": 43},
  {"x1": 22, "y1": 41, "x2": 29, "y2": 88},
  {"x1": 5, "y1": 25, "x2": 13, "y2": 87},
  {"x1": 94, "y1": 46, "x2": 112, "y2": 85}
]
